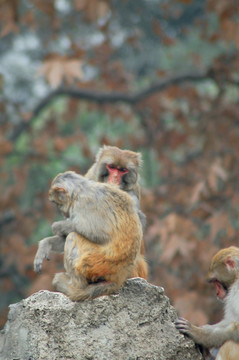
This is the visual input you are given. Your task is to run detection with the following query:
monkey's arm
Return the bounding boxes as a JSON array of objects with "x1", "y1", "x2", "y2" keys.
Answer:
[
  {"x1": 52, "y1": 218, "x2": 109, "y2": 245},
  {"x1": 52, "y1": 219, "x2": 76, "y2": 236},
  {"x1": 175, "y1": 317, "x2": 239, "y2": 348},
  {"x1": 34, "y1": 235, "x2": 65, "y2": 273}
]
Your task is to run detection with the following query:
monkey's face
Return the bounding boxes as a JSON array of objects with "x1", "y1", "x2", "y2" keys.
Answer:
[
  {"x1": 100, "y1": 161, "x2": 138, "y2": 190},
  {"x1": 49, "y1": 186, "x2": 71, "y2": 217},
  {"x1": 207, "y1": 278, "x2": 228, "y2": 300},
  {"x1": 106, "y1": 163, "x2": 128, "y2": 184},
  {"x1": 94, "y1": 146, "x2": 141, "y2": 191},
  {"x1": 49, "y1": 175, "x2": 73, "y2": 218},
  {"x1": 48, "y1": 171, "x2": 80, "y2": 217},
  {"x1": 206, "y1": 247, "x2": 239, "y2": 300}
]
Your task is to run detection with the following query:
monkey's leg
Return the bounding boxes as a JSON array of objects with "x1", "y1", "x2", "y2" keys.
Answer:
[
  {"x1": 53, "y1": 270, "x2": 91, "y2": 298},
  {"x1": 34, "y1": 235, "x2": 65, "y2": 273},
  {"x1": 52, "y1": 272, "x2": 72, "y2": 295},
  {"x1": 216, "y1": 340, "x2": 239, "y2": 360}
]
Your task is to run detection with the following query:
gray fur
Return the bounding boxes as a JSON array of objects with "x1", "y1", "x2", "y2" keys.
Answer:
[{"x1": 34, "y1": 171, "x2": 137, "y2": 273}]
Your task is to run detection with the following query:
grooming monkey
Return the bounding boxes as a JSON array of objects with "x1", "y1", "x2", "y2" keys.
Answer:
[
  {"x1": 175, "y1": 246, "x2": 239, "y2": 360},
  {"x1": 85, "y1": 145, "x2": 145, "y2": 227},
  {"x1": 34, "y1": 145, "x2": 147, "y2": 279},
  {"x1": 46, "y1": 171, "x2": 142, "y2": 300},
  {"x1": 85, "y1": 145, "x2": 147, "y2": 279}
]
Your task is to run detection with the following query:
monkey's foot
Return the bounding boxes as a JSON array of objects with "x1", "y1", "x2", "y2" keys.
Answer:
[{"x1": 52, "y1": 272, "x2": 71, "y2": 295}]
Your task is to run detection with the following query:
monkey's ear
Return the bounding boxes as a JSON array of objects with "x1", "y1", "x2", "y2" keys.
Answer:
[
  {"x1": 136, "y1": 152, "x2": 143, "y2": 167},
  {"x1": 53, "y1": 186, "x2": 67, "y2": 193},
  {"x1": 95, "y1": 146, "x2": 106, "y2": 163},
  {"x1": 225, "y1": 256, "x2": 236, "y2": 270}
]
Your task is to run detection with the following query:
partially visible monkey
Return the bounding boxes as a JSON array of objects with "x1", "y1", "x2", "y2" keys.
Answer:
[
  {"x1": 175, "y1": 246, "x2": 239, "y2": 360},
  {"x1": 39, "y1": 171, "x2": 142, "y2": 300},
  {"x1": 34, "y1": 145, "x2": 148, "y2": 279},
  {"x1": 85, "y1": 145, "x2": 147, "y2": 279},
  {"x1": 85, "y1": 145, "x2": 145, "y2": 227}
]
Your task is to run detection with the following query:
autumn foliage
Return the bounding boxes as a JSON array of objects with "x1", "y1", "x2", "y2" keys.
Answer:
[{"x1": 1, "y1": 0, "x2": 239, "y2": 329}]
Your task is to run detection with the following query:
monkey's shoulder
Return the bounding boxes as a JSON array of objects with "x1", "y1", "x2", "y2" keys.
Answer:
[{"x1": 97, "y1": 182, "x2": 134, "y2": 204}]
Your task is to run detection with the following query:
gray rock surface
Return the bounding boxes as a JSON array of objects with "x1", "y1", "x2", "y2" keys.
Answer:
[{"x1": 0, "y1": 278, "x2": 202, "y2": 360}]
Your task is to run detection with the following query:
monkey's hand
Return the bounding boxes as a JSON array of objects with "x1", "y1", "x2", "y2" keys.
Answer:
[
  {"x1": 34, "y1": 235, "x2": 65, "y2": 273},
  {"x1": 175, "y1": 317, "x2": 193, "y2": 336},
  {"x1": 52, "y1": 220, "x2": 75, "y2": 237},
  {"x1": 34, "y1": 237, "x2": 52, "y2": 273},
  {"x1": 175, "y1": 317, "x2": 234, "y2": 348},
  {"x1": 175, "y1": 317, "x2": 205, "y2": 344}
]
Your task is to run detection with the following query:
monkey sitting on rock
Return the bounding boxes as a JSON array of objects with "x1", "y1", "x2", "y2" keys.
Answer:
[
  {"x1": 35, "y1": 171, "x2": 142, "y2": 301},
  {"x1": 176, "y1": 246, "x2": 239, "y2": 360},
  {"x1": 34, "y1": 145, "x2": 147, "y2": 279}
]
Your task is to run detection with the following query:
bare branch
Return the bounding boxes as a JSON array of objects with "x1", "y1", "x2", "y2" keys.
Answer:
[{"x1": 9, "y1": 71, "x2": 210, "y2": 141}]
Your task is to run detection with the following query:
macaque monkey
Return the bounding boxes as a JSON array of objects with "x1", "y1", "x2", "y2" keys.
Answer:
[
  {"x1": 175, "y1": 246, "x2": 239, "y2": 360},
  {"x1": 85, "y1": 145, "x2": 147, "y2": 279},
  {"x1": 34, "y1": 145, "x2": 148, "y2": 279},
  {"x1": 38, "y1": 171, "x2": 142, "y2": 300},
  {"x1": 85, "y1": 145, "x2": 146, "y2": 228}
]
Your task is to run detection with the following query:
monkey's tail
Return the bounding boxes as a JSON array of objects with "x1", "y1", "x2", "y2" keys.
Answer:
[
  {"x1": 68, "y1": 281, "x2": 120, "y2": 301},
  {"x1": 132, "y1": 255, "x2": 148, "y2": 280}
]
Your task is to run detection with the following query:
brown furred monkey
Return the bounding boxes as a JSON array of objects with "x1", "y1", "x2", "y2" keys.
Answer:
[
  {"x1": 85, "y1": 146, "x2": 142, "y2": 196},
  {"x1": 85, "y1": 145, "x2": 148, "y2": 279},
  {"x1": 175, "y1": 246, "x2": 239, "y2": 360},
  {"x1": 47, "y1": 171, "x2": 142, "y2": 301},
  {"x1": 34, "y1": 145, "x2": 147, "y2": 278}
]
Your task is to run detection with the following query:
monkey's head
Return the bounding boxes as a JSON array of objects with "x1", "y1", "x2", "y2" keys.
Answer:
[
  {"x1": 206, "y1": 246, "x2": 239, "y2": 300},
  {"x1": 95, "y1": 145, "x2": 142, "y2": 192},
  {"x1": 48, "y1": 171, "x2": 82, "y2": 217}
]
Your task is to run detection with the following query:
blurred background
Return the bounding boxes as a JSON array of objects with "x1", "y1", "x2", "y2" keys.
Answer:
[{"x1": 1, "y1": 0, "x2": 239, "y2": 329}]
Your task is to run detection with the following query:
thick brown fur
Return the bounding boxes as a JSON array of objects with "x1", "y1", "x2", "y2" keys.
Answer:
[
  {"x1": 85, "y1": 145, "x2": 142, "y2": 197},
  {"x1": 85, "y1": 145, "x2": 148, "y2": 280},
  {"x1": 48, "y1": 171, "x2": 142, "y2": 301},
  {"x1": 176, "y1": 246, "x2": 239, "y2": 360},
  {"x1": 34, "y1": 146, "x2": 148, "y2": 279}
]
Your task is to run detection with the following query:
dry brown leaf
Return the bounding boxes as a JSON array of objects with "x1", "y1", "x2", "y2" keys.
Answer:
[
  {"x1": 63, "y1": 59, "x2": 84, "y2": 84},
  {"x1": 97, "y1": 1, "x2": 109, "y2": 19},
  {"x1": 47, "y1": 61, "x2": 64, "y2": 88},
  {"x1": 161, "y1": 234, "x2": 196, "y2": 263},
  {"x1": 207, "y1": 159, "x2": 228, "y2": 191},
  {"x1": 207, "y1": 212, "x2": 235, "y2": 242},
  {"x1": 0, "y1": 138, "x2": 13, "y2": 155},
  {"x1": 190, "y1": 181, "x2": 207, "y2": 204},
  {"x1": 38, "y1": 56, "x2": 84, "y2": 88},
  {"x1": 0, "y1": 21, "x2": 18, "y2": 37},
  {"x1": 74, "y1": 0, "x2": 87, "y2": 11}
]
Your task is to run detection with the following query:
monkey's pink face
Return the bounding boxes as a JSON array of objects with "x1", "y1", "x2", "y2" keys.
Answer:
[
  {"x1": 211, "y1": 279, "x2": 227, "y2": 300},
  {"x1": 106, "y1": 164, "x2": 129, "y2": 186}
]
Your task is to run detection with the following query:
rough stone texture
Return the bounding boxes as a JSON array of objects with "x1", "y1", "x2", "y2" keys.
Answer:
[{"x1": 0, "y1": 278, "x2": 202, "y2": 360}]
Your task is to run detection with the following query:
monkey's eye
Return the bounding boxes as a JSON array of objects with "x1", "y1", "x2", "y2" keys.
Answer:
[
  {"x1": 120, "y1": 168, "x2": 128, "y2": 173},
  {"x1": 108, "y1": 164, "x2": 116, "y2": 169}
]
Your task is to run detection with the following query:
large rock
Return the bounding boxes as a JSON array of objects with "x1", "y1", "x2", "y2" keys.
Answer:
[{"x1": 0, "y1": 278, "x2": 202, "y2": 360}]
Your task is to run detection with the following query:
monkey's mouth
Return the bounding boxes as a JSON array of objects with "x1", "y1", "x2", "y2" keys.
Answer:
[{"x1": 209, "y1": 279, "x2": 228, "y2": 300}]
